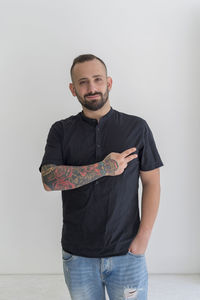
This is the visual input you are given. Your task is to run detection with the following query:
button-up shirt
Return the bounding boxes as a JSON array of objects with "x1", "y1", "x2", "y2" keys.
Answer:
[{"x1": 39, "y1": 106, "x2": 164, "y2": 257}]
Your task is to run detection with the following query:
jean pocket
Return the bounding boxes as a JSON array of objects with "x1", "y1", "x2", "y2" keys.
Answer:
[
  {"x1": 62, "y1": 249, "x2": 74, "y2": 262},
  {"x1": 128, "y1": 250, "x2": 144, "y2": 258}
]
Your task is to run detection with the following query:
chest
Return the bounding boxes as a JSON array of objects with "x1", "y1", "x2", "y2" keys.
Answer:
[{"x1": 62, "y1": 122, "x2": 143, "y2": 166}]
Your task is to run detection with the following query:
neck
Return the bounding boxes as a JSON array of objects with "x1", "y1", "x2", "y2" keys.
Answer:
[{"x1": 82, "y1": 101, "x2": 111, "y2": 122}]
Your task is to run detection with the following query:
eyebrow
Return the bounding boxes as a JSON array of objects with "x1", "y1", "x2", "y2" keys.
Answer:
[{"x1": 78, "y1": 75, "x2": 103, "y2": 82}]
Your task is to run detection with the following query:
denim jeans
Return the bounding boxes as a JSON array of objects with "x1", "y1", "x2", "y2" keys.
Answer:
[{"x1": 62, "y1": 249, "x2": 148, "y2": 300}]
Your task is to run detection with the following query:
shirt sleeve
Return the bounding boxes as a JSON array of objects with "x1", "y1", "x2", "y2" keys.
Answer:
[
  {"x1": 139, "y1": 120, "x2": 164, "y2": 171},
  {"x1": 39, "y1": 121, "x2": 64, "y2": 173}
]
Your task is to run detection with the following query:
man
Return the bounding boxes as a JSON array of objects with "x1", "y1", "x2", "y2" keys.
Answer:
[{"x1": 39, "y1": 54, "x2": 164, "y2": 300}]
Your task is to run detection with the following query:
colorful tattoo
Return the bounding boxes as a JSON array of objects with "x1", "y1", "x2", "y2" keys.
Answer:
[
  {"x1": 41, "y1": 158, "x2": 118, "y2": 191},
  {"x1": 102, "y1": 157, "x2": 119, "y2": 175}
]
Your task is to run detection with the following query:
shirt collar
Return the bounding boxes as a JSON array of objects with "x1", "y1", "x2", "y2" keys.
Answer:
[{"x1": 79, "y1": 106, "x2": 114, "y2": 125}]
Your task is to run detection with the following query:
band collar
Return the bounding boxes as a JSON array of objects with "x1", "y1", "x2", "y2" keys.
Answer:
[{"x1": 80, "y1": 106, "x2": 114, "y2": 125}]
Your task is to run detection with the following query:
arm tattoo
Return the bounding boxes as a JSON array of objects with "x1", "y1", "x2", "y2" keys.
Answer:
[
  {"x1": 41, "y1": 158, "x2": 118, "y2": 191},
  {"x1": 102, "y1": 157, "x2": 119, "y2": 175}
]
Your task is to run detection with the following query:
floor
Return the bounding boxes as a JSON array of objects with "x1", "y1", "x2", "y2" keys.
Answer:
[{"x1": 0, "y1": 274, "x2": 199, "y2": 300}]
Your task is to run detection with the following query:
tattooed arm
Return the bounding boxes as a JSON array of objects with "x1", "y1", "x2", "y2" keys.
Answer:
[
  {"x1": 41, "y1": 147, "x2": 137, "y2": 191},
  {"x1": 41, "y1": 158, "x2": 118, "y2": 191}
]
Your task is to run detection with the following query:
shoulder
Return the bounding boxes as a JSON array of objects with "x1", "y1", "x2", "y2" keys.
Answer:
[
  {"x1": 114, "y1": 109, "x2": 148, "y2": 128},
  {"x1": 50, "y1": 112, "x2": 80, "y2": 131}
]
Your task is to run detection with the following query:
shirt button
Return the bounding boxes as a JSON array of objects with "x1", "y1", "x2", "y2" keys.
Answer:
[
  {"x1": 97, "y1": 144, "x2": 100, "y2": 147},
  {"x1": 95, "y1": 181, "x2": 99, "y2": 185}
]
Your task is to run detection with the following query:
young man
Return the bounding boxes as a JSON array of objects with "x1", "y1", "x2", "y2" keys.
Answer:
[{"x1": 39, "y1": 54, "x2": 164, "y2": 300}]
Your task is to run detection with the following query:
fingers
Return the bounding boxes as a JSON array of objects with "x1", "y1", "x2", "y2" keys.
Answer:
[
  {"x1": 126, "y1": 153, "x2": 137, "y2": 163},
  {"x1": 121, "y1": 147, "x2": 137, "y2": 158}
]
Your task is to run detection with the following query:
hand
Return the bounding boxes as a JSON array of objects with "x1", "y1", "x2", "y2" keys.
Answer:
[
  {"x1": 128, "y1": 233, "x2": 150, "y2": 255},
  {"x1": 102, "y1": 147, "x2": 137, "y2": 176}
]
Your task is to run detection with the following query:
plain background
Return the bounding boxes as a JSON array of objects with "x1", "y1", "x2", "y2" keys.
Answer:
[{"x1": 1, "y1": 0, "x2": 199, "y2": 274}]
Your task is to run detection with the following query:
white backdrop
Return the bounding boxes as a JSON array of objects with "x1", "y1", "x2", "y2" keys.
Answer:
[{"x1": 1, "y1": 0, "x2": 200, "y2": 274}]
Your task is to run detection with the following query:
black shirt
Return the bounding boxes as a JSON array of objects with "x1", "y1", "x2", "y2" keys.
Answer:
[{"x1": 39, "y1": 106, "x2": 164, "y2": 258}]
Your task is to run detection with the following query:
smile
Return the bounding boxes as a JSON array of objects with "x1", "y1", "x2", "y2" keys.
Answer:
[{"x1": 86, "y1": 95, "x2": 100, "y2": 99}]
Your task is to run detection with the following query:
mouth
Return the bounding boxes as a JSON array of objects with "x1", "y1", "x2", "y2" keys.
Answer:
[{"x1": 86, "y1": 94, "x2": 100, "y2": 99}]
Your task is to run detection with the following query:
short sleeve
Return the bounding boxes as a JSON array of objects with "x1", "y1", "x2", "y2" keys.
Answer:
[
  {"x1": 139, "y1": 120, "x2": 164, "y2": 171},
  {"x1": 39, "y1": 121, "x2": 64, "y2": 173}
]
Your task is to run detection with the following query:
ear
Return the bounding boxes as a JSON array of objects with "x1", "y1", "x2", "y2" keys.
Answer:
[
  {"x1": 69, "y1": 83, "x2": 76, "y2": 96},
  {"x1": 106, "y1": 76, "x2": 113, "y2": 91}
]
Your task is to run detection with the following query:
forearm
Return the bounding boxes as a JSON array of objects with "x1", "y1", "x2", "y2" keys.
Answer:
[
  {"x1": 41, "y1": 159, "x2": 117, "y2": 191},
  {"x1": 137, "y1": 182, "x2": 161, "y2": 239}
]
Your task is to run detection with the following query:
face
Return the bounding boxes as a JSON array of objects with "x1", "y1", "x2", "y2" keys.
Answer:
[{"x1": 69, "y1": 59, "x2": 112, "y2": 111}]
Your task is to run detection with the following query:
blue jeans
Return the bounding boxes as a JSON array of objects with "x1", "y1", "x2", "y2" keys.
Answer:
[{"x1": 62, "y1": 249, "x2": 148, "y2": 300}]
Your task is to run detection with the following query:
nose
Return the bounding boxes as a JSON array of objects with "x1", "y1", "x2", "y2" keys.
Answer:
[{"x1": 87, "y1": 82, "x2": 97, "y2": 94}]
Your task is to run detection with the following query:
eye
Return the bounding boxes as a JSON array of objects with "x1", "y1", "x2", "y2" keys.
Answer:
[
  {"x1": 95, "y1": 78, "x2": 102, "y2": 81},
  {"x1": 80, "y1": 81, "x2": 86, "y2": 85}
]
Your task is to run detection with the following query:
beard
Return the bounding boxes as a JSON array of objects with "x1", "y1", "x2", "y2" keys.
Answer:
[{"x1": 75, "y1": 86, "x2": 109, "y2": 111}]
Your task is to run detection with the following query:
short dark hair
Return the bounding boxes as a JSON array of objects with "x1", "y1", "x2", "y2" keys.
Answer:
[{"x1": 70, "y1": 54, "x2": 107, "y2": 81}]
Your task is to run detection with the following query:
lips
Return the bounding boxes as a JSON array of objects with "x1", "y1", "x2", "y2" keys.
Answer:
[{"x1": 86, "y1": 95, "x2": 100, "y2": 99}]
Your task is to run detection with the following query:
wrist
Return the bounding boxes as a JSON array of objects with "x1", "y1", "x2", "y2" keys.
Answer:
[
  {"x1": 137, "y1": 228, "x2": 152, "y2": 240},
  {"x1": 99, "y1": 160, "x2": 107, "y2": 176},
  {"x1": 101, "y1": 157, "x2": 118, "y2": 176}
]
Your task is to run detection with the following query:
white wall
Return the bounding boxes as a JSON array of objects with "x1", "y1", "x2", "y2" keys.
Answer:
[{"x1": 1, "y1": 0, "x2": 200, "y2": 274}]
